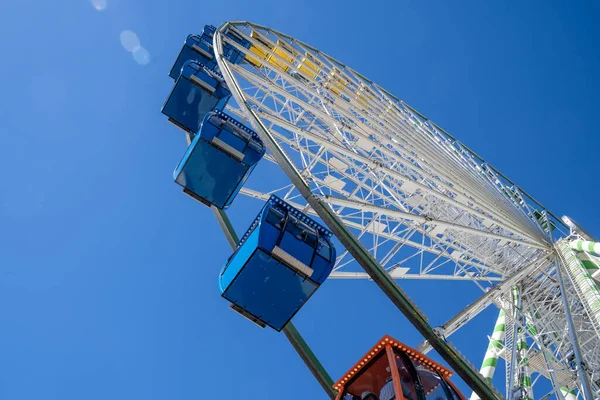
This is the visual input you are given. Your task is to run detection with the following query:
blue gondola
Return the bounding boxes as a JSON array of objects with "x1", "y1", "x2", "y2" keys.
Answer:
[
  {"x1": 219, "y1": 195, "x2": 336, "y2": 331},
  {"x1": 201, "y1": 24, "x2": 216, "y2": 42},
  {"x1": 169, "y1": 25, "x2": 219, "y2": 80},
  {"x1": 222, "y1": 27, "x2": 251, "y2": 65},
  {"x1": 162, "y1": 60, "x2": 231, "y2": 134},
  {"x1": 173, "y1": 110, "x2": 265, "y2": 209},
  {"x1": 169, "y1": 26, "x2": 252, "y2": 80}
]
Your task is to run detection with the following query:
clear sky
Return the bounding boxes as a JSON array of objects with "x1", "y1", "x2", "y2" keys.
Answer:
[{"x1": 1, "y1": 0, "x2": 600, "y2": 399}]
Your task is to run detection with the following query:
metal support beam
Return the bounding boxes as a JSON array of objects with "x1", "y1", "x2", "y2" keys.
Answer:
[
  {"x1": 324, "y1": 195, "x2": 547, "y2": 250},
  {"x1": 282, "y1": 322, "x2": 336, "y2": 399},
  {"x1": 210, "y1": 206, "x2": 336, "y2": 399},
  {"x1": 523, "y1": 300, "x2": 567, "y2": 400},
  {"x1": 240, "y1": 187, "x2": 501, "y2": 274},
  {"x1": 329, "y1": 271, "x2": 504, "y2": 281},
  {"x1": 554, "y1": 255, "x2": 595, "y2": 400},
  {"x1": 417, "y1": 255, "x2": 551, "y2": 354},
  {"x1": 507, "y1": 286, "x2": 523, "y2": 399},
  {"x1": 215, "y1": 26, "x2": 504, "y2": 399},
  {"x1": 328, "y1": 269, "x2": 502, "y2": 282},
  {"x1": 212, "y1": 206, "x2": 239, "y2": 249}
]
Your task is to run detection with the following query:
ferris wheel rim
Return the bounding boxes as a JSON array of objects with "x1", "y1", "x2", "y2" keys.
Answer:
[
  {"x1": 217, "y1": 21, "x2": 565, "y2": 238},
  {"x1": 215, "y1": 20, "x2": 551, "y2": 275},
  {"x1": 208, "y1": 20, "x2": 600, "y2": 399},
  {"x1": 222, "y1": 23, "x2": 545, "y2": 238}
]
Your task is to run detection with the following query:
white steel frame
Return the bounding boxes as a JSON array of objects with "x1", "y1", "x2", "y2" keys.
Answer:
[{"x1": 211, "y1": 21, "x2": 599, "y2": 399}]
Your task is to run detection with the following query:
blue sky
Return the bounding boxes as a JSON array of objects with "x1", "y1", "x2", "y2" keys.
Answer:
[{"x1": 1, "y1": 0, "x2": 600, "y2": 399}]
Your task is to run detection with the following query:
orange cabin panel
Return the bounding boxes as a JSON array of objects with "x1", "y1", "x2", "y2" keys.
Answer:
[{"x1": 334, "y1": 335, "x2": 465, "y2": 400}]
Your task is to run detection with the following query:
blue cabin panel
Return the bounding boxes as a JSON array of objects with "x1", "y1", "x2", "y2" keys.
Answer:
[
  {"x1": 219, "y1": 195, "x2": 336, "y2": 330},
  {"x1": 279, "y1": 218, "x2": 320, "y2": 267},
  {"x1": 312, "y1": 239, "x2": 335, "y2": 283},
  {"x1": 222, "y1": 28, "x2": 251, "y2": 64},
  {"x1": 222, "y1": 250, "x2": 318, "y2": 331},
  {"x1": 169, "y1": 34, "x2": 216, "y2": 80},
  {"x1": 162, "y1": 61, "x2": 231, "y2": 134},
  {"x1": 201, "y1": 25, "x2": 216, "y2": 42},
  {"x1": 219, "y1": 227, "x2": 261, "y2": 291},
  {"x1": 257, "y1": 198, "x2": 337, "y2": 285},
  {"x1": 169, "y1": 26, "x2": 250, "y2": 73},
  {"x1": 173, "y1": 111, "x2": 265, "y2": 209},
  {"x1": 174, "y1": 139, "x2": 249, "y2": 208}
]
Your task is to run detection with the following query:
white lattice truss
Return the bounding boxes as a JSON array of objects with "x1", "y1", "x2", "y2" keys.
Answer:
[{"x1": 214, "y1": 22, "x2": 600, "y2": 398}]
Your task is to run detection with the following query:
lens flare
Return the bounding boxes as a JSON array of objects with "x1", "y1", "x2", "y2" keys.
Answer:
[
  {"x1": 133, "y1": 47, "x2": 151, "y2": 65},
  {"x1": 120, "y1": 30, "x2": 140, "y2": 53},
  {"x1": 90, "y1": 0, "x2": 107, "y2": 10}
]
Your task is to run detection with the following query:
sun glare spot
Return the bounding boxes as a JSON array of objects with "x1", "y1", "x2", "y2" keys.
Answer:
[
  {"x1": 120, "y1": 30, "x2": 140, "y2": 53},
  {"x1": 90, "y1": 0, "x2": 107, "y2": 10},
  {"x1": 133, "y1": 47, "x2": 151, "y2": 65}
]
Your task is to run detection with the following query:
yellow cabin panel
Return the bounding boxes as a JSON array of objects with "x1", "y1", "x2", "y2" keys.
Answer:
[
  {"x1": 334, "y1": 81, "x2": 345, "y2": 94},
  {"x1": 326, "y1": 79, "x2": 345, "y2": 96},
  {"x1": 270, "y1": 47, "x2": 294, "y2": 72},
  {"x1": 356, "y1": 97, "x2": 368, "y2": 109},
  {"x1": 301, "y1": 58, "x2": 317, "y2": 71},
  {"x1": 305, "y1": 53, "x2": 323, "y2": 68},
  {"x1": 356, "y1": 91, "x2": 373, "y2": 105},
  {"x1": 245, "y1": 45, "x2": 266, "y2": 67},
  {"x1": 299, "y1": 64, "x2": 317, "y2": 79},
  {"x1": 276, "y1": 40, "x2": 298, "y2": 57},
  {"x1": 358, "y1": 86, "x2": 375, "y2": 102},
  {"x1": 329, "y1": 86, "x2": 340, "y2": 95},
  {"x1": 299, "y1": 57, "x2": 319, "y2": 79},
  {"x1": 250, "y1": 30, "x2": 271, "y2": 49}
]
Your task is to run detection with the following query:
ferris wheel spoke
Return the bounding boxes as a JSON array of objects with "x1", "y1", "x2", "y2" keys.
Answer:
[
  {"x1": 328, "y1": 271, "x2": 504, "y2": 282},
  {"x1": 381, "y1": 96, "x2": 547, "y2": 236},
  {"x1": 251, "y1": 103, "x2": 545, "y2": 245},
  {"x1": 253, "y1": 109, "x2": 544, "y2": 250},
  {"x1": 243, "y1": 75, "x2": 538, "y2": 239},
  {"x1": 239, "y1": 130, "x2": 540, "y2": 278},
  {"x1": 240, "y1": 186, "x2": 509, "y2": 278},
  {"x1": 323, "y1": 195, "x2": 547, "y2": 250},
  {"x1": 224, "y1": 36, "x2": 544, "y2": 241},
  {"x1": 227, "y1": 55, "x2": 528, "y2": 228},
  {"x1": 225, "y1": 27, "x2": 550, "y2": 243},
  {"x1": 210, "y1": 22, "x2": 599, "y2": 397}
]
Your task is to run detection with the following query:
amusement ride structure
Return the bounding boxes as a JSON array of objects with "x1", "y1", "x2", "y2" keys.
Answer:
[{"x1": 160, "y1": 21, "x2": 600, "y2": 400}]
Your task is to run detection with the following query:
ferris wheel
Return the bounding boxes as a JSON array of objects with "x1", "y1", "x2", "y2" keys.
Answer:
[{"x1": 162, "y1": 21, "x2": 600, "y2": 400}]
